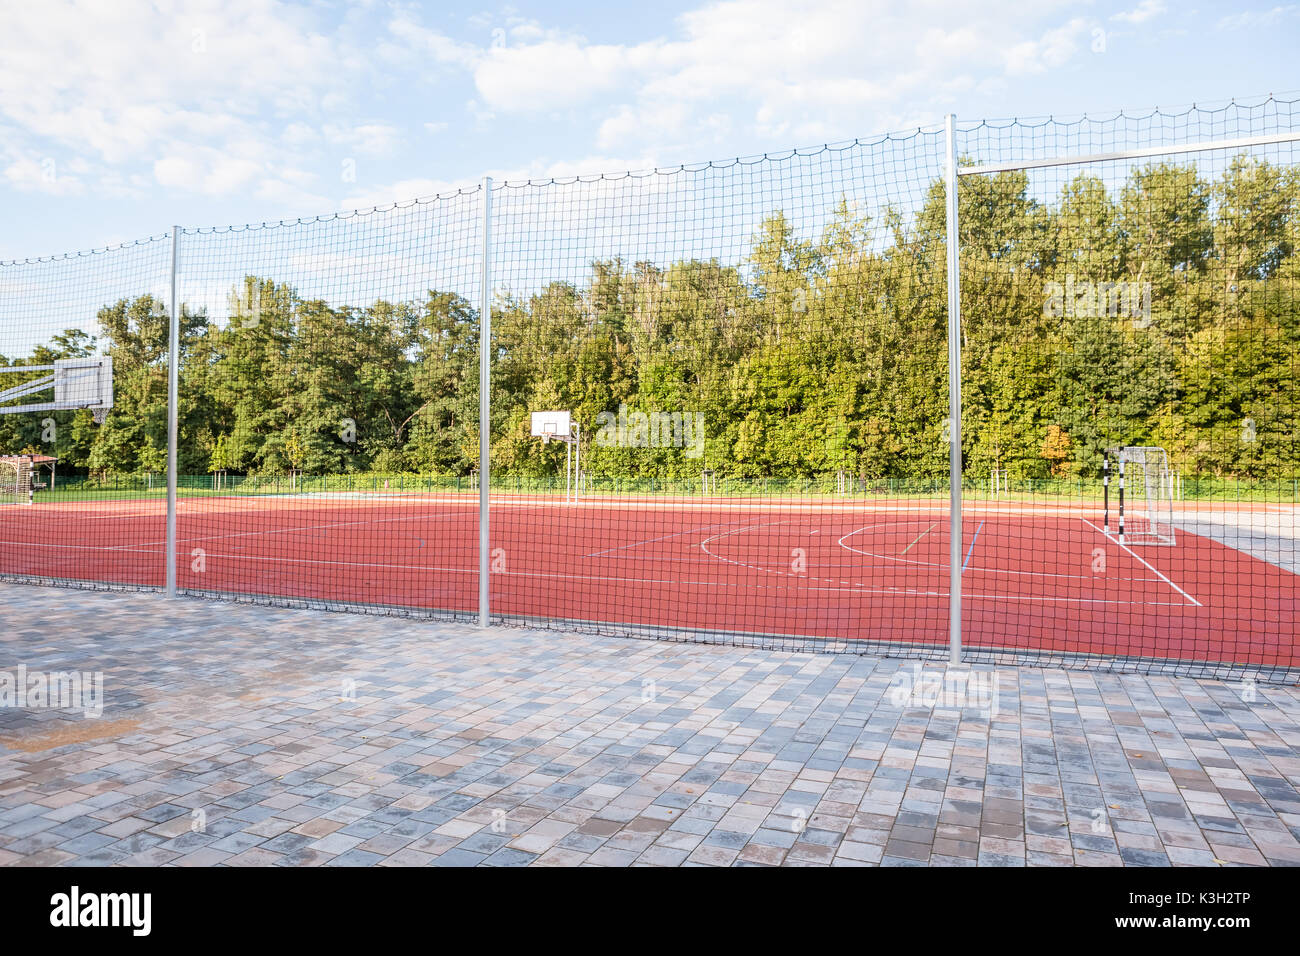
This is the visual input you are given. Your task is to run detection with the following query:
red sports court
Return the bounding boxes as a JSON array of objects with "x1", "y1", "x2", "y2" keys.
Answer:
[{"x1": 2, "y1": 490, "x2": 1295, "y2": 674}]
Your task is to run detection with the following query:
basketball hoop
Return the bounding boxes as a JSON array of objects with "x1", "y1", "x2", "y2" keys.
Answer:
[
  {"x1": 92, "y1": 407, "x2": 108, "y2": 424},
  {"x1": 530, "y1": 411, "x2": 579, "y2": 504}
]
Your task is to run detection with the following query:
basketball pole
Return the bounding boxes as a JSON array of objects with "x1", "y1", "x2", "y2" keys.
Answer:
[
  {"x1": 944, "y1": 114, "x2": 963, "y2": 666},
  {"x1": 478, "y1": 177, "x2": 492, "y2": 628},
  {"x1": 166, "y1": 226, "x2": 180, "y2": 598}
]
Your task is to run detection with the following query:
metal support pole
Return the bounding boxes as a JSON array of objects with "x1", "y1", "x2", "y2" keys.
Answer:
[
  {"x1": 565, "y1": 438, "x2": 571, "y2": 504},
  {"x1": 1118, "y1": 457, "x2": 1126, "y2": 545},
  {"x1": 1103, "y1": 455, "x2": 1110, "y2": 533},
  {"x1": 574, "y1": 423, "x2": 580, "y2": 502},
  {"x1": 166, "y1": 226, "x2": 180, "y2": 597},
  {"x1": 478, "y1": 179, "x2": 492, "y2": 627},
  {"x1": 943, "y1": 114, "x2": 963, "y2": 665}
]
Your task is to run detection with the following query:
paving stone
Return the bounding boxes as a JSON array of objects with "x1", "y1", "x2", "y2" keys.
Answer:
[{"x1": 0, "y1": 582, "x2": 1295, "y2": 870}]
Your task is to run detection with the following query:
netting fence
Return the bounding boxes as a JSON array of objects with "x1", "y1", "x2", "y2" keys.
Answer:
[{"x1": 1, "y1": 96, "x2": 1297, "y2": 682}]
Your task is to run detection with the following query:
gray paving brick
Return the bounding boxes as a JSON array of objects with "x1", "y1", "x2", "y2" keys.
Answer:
[{"x1": 0, "y1": 582, "x2": 1294, "y2": 870}]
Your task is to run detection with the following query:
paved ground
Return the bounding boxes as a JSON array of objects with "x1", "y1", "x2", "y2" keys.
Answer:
[{"x1": 1, "y1": 582, "x2": 1298, "y2": 867}]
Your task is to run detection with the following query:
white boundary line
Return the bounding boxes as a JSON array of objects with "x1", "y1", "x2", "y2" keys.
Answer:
[
  {"x1": 1081, "y1": 518, "x2": 1202, "y2": 607},
  {"x1": 836, "y1": 520, "x2": 1161, "y2": 582},
  {"x1": 0, "y1": 510, "x2": 1203, "y2": 610},
  {"x1": 697, "y1": 519, "x2": 1178, "y2": 606},
  {"x1": 141, "y1": 509, "x2": 468, "y2": 549},
  {"x1": 0, "y1": 538, "x2": 1193, "y2": 608},
  {"x1": 582, "y1": 521, "x2": 739, "y2": 557}
]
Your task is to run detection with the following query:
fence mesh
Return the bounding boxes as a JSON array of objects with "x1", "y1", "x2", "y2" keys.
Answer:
[
  {"x1": 0, "y1": 236, "x2": 171, "y2": 588},
  {"x1": 0, "y1": 96, "x2": 1296, "y2": 681},
  {"x1": 487, "y1": 133, "x2": 948, "y2": 652},
  {"x1": 956, "y1": 103, "x2": 1299, "y2": 681},
  {"x1": 173, "y1": 194, "x2": 483, "y2": 618}
]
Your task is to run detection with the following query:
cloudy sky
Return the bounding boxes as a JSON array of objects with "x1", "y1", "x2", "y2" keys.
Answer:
[{"x1": 1, "y1": 0, "x2": 1296, "y2": 259}]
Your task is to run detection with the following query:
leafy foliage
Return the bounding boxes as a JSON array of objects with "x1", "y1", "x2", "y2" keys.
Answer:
[{"x1": 6, "y1": 156, "x2": 1297, "y2": 482}]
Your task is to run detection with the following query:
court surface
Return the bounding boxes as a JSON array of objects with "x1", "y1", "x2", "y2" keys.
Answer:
[{"x1": 2, "y1": 493, "x2": 1296, "y2": 672}]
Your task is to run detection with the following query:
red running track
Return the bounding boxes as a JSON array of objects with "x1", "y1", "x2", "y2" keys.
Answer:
[{"x1": 1, "y1": 494, "x2": 1296, "y2": 671}]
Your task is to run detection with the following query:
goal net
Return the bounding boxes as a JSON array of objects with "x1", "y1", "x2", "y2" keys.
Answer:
[
  {"x1": 0, "y1": 458, "x2": 32, "y2": 506},
  {"x1": 1118, "y1": 446, "x2": 1175, "y2": 546}
]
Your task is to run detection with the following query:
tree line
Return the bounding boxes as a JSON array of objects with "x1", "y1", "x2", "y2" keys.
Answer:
[{"x1": 2, "y1": 155, "x2": 1296, "y2": 483}]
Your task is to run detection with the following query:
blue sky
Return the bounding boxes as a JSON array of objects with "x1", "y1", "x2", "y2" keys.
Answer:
[{"x1": 1, "y1": 0, "x2": 1298, "y2": 261}]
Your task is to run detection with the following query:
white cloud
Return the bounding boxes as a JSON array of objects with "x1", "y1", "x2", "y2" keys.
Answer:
[
  {"x1": 465, "y1": 2, "x2": 1100, "y2": 151},
  {"x1": 0, "y1": 0, "x2": 403, "y2": 206},
  {"x1": 0, "y1": 0, "x2": 1127, "y2": 240},
  {"x1": 1111, "y1": 0, "x2": 1168, "y2": 24},
  {"x1": 384, "y1": 11, "x2": 482, "y2": 70},
  {"x1": 153, "y1": 152, "x2": 258, "y2": 195},
  {"x1": 1004, "y1": 18, "x2": 1092, "y2": 75},
  {"x1": 1216, "y1": 5, "x2": 1299, "y2": 29},
  {"x1": 282, "y1": 123, "x2": 321, "y2": 146},
  {"x1": 3, "y1": 155, "x2": 85, "y2": 196},
  {"x1": 324, "y1": 123, "x2": 403, "y2": 156},
  {"x1": 153, "y1": 156, "x2": 203, "y2": 190},
  {"x1": 474, "y1": 40, "x2": 663, "y2": 112}
]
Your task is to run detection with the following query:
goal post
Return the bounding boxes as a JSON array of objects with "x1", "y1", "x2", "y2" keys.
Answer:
[
  {"x1": 0, "y1": 458, "x2": 34, "y2": 506},
  {"x1": 1105, "y1": 446, "x2": 1176, "y2": 546}
]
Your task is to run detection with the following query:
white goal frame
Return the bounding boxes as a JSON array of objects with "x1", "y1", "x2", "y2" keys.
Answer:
[
  {"x1": 1109, "y1": 446, "x2": 1176, "y2": 546},
  {"x1": 0, "y1": 458, "x2": 33, "y2": 506}
]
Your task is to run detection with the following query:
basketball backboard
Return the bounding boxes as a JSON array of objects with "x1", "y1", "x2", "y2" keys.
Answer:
[
  {"x1": 531, "y1": 410, "x2": 572, "y2": 440},
  {"x1": 0, "y1": 356, "x2": 114, "y2": 422},
  {"x1": 530, "y1": 410, "x2": 580, "y2": 503},
  {"x1": 54, "y1": 357, "x2": 114, "y2": 413}
]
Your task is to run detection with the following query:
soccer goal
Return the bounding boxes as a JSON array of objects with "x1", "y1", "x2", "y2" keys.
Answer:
[
  {"x1": 1105, "y1": 446, "x2": 1176, "y2": 546},
  {"x1": 0, "y1": 458, "x2": 33, "y2": 506}
]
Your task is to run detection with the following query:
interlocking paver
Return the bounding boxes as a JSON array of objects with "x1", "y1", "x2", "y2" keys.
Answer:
[{"x1": 0, "y1": 582, "x2": 1297, "y2": 868}]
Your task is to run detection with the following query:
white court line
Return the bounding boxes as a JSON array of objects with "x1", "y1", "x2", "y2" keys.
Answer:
[
  {"x1": 3, "y1": 510, "x2": 162, "y2": 521},
  {"x1": 0, "y1": 538, "x2": 1190, "y2": 608},
  {"x1": 582, "y1": 521, "x2": 740, "y2": 558},
  {"x1": 111, "y1": 509, "x2": 468, "y2": 550},
  {"x1": 1081, "y1": 518, "x2": 1202, "y2": 607},
  {"x1": 697, "y1": 521, "x2": 1176, "y2": 605},
  {"x1": 698, "y1": 520, "x2": 795, "y2": 569},
  {"x1": 0, "y1": 540, "x2": 159, "y2": 554},
  {"x1": 837, "y1": 522, "x2": 1162, "y2": 582},
  {"x1": 163, "y1": 549, "x2": 1192, "y2": 605}
]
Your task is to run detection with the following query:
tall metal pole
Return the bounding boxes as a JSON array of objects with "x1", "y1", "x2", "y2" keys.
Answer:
[
  {"x1": 1103, "y1": 454, "x2": 1110, "y2": 533},
  {"x1": 166, "y1": 226, "x2": 180, "y2": 597},
  {"x1": 478, "y1": 178, "x2": 492, "y2": 627},
  {"x1": 944, "y1": 115, "x2": 963, "y2": 665}
]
